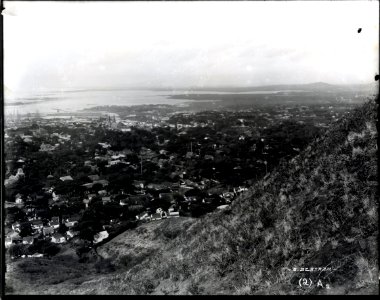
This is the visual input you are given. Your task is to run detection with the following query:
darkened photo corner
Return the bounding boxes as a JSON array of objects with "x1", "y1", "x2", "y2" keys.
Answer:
[{"x1": 2, "y1": 0, "x2": 379, "y2": 295}]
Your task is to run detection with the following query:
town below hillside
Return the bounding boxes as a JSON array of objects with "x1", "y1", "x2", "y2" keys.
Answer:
[{"x1": 3, "y1": 89, "x2": 376, "y2": 295}]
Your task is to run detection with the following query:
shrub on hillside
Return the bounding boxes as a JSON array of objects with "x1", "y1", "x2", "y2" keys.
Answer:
[{"x1": 94, "y1": 258, "x2": 116, "y2": 274}]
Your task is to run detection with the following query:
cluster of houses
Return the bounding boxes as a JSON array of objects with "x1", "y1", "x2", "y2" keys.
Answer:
[
  {"x1": 5, "y1": 214, "x2": 81, "y2": 251},
  {"x1": 4, "y1": 168, "x2": 25, "y2": 187},
  {"x1": 4, "y1": 112, "x2": 255, "y2": 260},
  {"x1": 136, "y1": 207, "x2": 180, "y2": 222},
  {"x1": 5, "y1": 212, "x2": 111, "y2": 254}
]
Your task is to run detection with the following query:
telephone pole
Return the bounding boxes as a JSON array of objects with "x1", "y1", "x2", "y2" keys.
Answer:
[{"x1": 140, "y1": 156, "x2": 143, "y2": 175}]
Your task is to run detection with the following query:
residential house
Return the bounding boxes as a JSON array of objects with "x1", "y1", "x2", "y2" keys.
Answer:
[
  {"x1": 28, "y1": 253, "x2": 44, "y2": 258},
  {"x1": 31, "y1": 220, "x2": 44, "y2": 231},
  {"x1": 217, "y1": 204, "x2": 229, "y2": 210},
  {"x1": 65, "y1": 220, "x2": 79, "y2": 228},
  {"x1": 84, "y1": 161, "x2": 93, "y2": 167},
  {"x1": 52, "y1": 191, "x2": 60, "y2": 201},
  {"x1": 22, "y1": 236, "x2": 34, "y2": 245},
  {"x1": 159, "y1": 149, "x2": 169, "y2": 155},
  {"x1": 150, "y1": 212, "x2": 162, "y2": 221},
  {"x1": 52, "y1": 233, "x2": 66, "y2": 244},
  {"x1": 168, "y1": 211, "x2": 180, "y2": 218},
  {"x1": 136, "y1": 212, "x2": 150, "y2": 221},
  {"x1": 133, "y1": 180, "x2": 145, "y2": 190},
  {"x1": 98, "y1": 142, "x2": 111, "y2": 149},
  {"x1": 94, "y1": 230, "x2": 109, "y2": 244},
  {"x1": 119, "y1": 198, "x2": 128, "y2": 206},
  {"x1": 66, "y1": 229, "x2": 79, "y2": 239},
  {"x1": 98, "y1": 190, "x2": 107, "y2": 196},
  {"x1": 12, "y1": 222, "x2": 21, "y2": 232},
  {"x1": 82, "y1": 182, "x2": 94, "y2": 189},
  {"x1": 94, "y1": 179, "x2": 109, "y2": 187},
  {"x1": 88, "y1": 174, "x2": 100, "y2": 181},
  {"x1": 111, "y1": 154, "x2": 126, "y2": 160},
  {"x1": 88, "y1": 194, "x2": 97, "y2": 200},
  {"x1": 8, "y1": 231, "x2": 22, "y2": 243},
  {"x1": 222, "y1": 192, "x2": 235, "y2": 202},
  {"x1": 109, "y1": 159, "x2": 121, "y2": 166},
  {"x1": 43, "y1": 226, "x2": 55, "y2": 236},
  {"x1": 39, "y1": 143, "x2": 56, "y2": 152},
  {"x1": 234, "y1": 186, "x2": 248, "y2": 194},
  {"x1": 146, "y1": 183, "x2": 170, "y2": 192},
  {"x1": 60, "y1": 175, "x2": 73, "y2": 182},
  {"x1": 102, "y1": 196, "x2": 111, "y2": 205},
  {"x1": 64, "y1": 215, "x2": 80, "y2": 224},
  {"x1": 83, "y1": 198, "x2": 90, "y2": 209},
  {"x1": 49, "y1": 217, "x2": 60, "y2": 229},
  {"x1": 15, "y1": 193, "x2": 23, "y2": 204},
  {"x1": 5, "y1": 237, "x2": 12, "y2": 248},
  {"x1": 151, "y1": 208, "x2": 168, "y2": 220}
]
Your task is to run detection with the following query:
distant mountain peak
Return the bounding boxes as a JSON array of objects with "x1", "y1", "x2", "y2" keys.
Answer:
[{"x1": 306, "y1": 82, "x2": 333, "y2": 87}]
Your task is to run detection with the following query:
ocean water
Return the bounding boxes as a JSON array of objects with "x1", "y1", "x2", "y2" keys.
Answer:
[{"x1": 4, "y1": 88, "x2": 281, "y2": 116}]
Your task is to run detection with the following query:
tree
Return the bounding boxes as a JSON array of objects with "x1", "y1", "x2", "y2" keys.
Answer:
[
  {"x1": 92, "y1": 183, "x2": 103, "y2": 193},
  {"x1": 8, "y1": 244, "x2": 28, "y2": 258},
  {"x1": 58, "y1": 223, "x2": 68, "y2": 234},
  {"x1": 5, "y1": 207, "x2": 27, "y2": 224},
  {"x1": 77, "y1": 220, "x2": 103, "y2": 245},
  {"x1": 19, "y1": 222, "x2": 34, "y2": 237},
  {"x1": 78, "y1": 227, "x2": 96, "y2": 245},
  {"x1": 103, "y1": 202, "x2": 122, "y2": 219},
  {"x1": 44, "y1": 243, "x2": 60, "y2": 257}
]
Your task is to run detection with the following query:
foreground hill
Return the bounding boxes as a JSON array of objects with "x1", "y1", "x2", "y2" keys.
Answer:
[{"x1": 6, "y1": 99, "x2": 378, "y2": 295}]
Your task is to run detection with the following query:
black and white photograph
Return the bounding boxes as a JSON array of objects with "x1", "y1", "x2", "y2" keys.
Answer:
[{"x1": 2, "y1": 0, "x2": 379, "y2": 295}]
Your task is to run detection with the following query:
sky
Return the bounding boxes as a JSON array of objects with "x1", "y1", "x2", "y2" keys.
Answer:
[{"x1": 3, "y1": 1, "x2": 379, "y2": 96}]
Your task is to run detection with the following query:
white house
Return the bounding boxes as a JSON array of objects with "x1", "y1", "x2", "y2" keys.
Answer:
[
  {"x1": 52, "y1": 192, "x2": 60, "y2": 201},
  {"x1": 43, "y1": 226, "x2": 55, "y2": 236},
  {"x1": 93, "y1": 230, "x2": 109, "y2": 244},
  {"x1": 120, "y1": 199, "x2": 128, "y2": 206},
  {"x1": 83, "y1": 198, "x2": 90, "y2": 209},
  {"x1": 168, "y1": 211, "x2": 180, "y2": 218},
  {"x1": 29, "y1": 253, "x2": 44, "y2": 258},
  {"x1": 31, "y1": 220, "x2": 44, "y2": 231},
  {"x1": 136, "y1": 212, "x2": 150, "y2": 221},
  {"x1": 22, "y1": 236, "x2": 34, "y2": 245},
  {"x1": 50, "y1": 217, "x2": 60, "y2": 229},
  {"x1": 15, "y1": 194, "x2": 23, "y2": 204},
  {"x1": 52, "y1": 233, "x2": 66, "y2": 244},
  {"x1": 59, "y1": 175, "x2": 73, "y2": 182},
  {"x1": 12, "y1": 222, "x2": 21, "y2": 232},
  {"x1": 66, "y1": 229, "x2": 79, "y2": 239},
  {"x1": 5, "y1": 237, "x2": 12, "y2": 248},
  {"x1": 65, "y1": 221, "x2": 78, "y2": 228},
  {"x1": 217, "y1": 204, "x2": 229, "y2": 210}
]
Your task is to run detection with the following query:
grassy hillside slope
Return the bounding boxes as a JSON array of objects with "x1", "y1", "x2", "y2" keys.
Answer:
[
  {"x1": 6, "y1": 99, "x2": 378, "y2": 295},
  {"x1": 5, "y1": 218, "x2": 196, "y2": 295}
]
